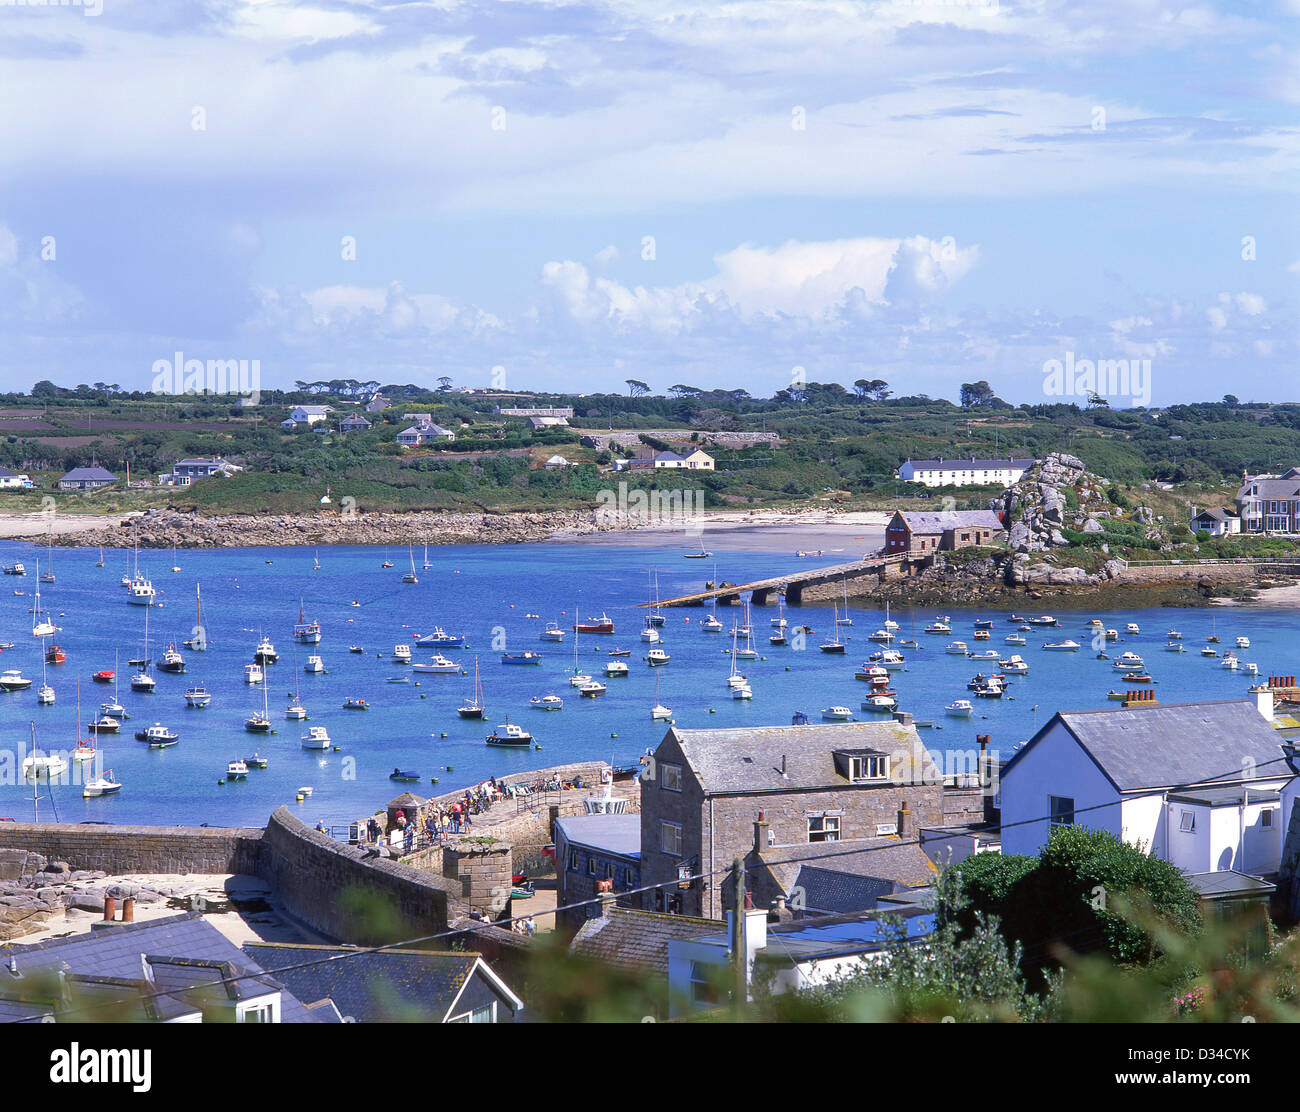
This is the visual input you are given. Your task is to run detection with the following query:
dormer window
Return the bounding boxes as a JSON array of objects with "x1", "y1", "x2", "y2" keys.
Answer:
[{"x1": 849, "y1": 755, "x2": 889, "y2": 782}]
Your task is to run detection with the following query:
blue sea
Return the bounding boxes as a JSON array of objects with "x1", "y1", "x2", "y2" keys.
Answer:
[{"x1": 0, "y1": 538, "x2": 1294, "y2": 830}]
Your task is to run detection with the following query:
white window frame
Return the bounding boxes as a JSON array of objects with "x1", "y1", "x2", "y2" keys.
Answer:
[
  {"x1": 807, "y1": 814, "x2": 841, "y2": 843},
  {"x1": 661, "y1": 763, "x2": 683, "y2": 792},
  {"x1": 661, "y1": 821, "x2": 683, "y2": 856},
  {"x1": 1179, "y1": 811, "x2": 1196, "y2": 833},
  {"x1": 849, "y1": 755, "x2": 889, "y2": 782}
]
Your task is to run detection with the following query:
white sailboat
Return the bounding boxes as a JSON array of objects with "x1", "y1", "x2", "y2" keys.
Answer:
[
  {"x1": 286, "y1": 644, "x2": 307, "y2": 719},
  {"x1": 650, "y1": 668, "x2": 672, "y2": 720},
  {"x1": 170, "y1": 542, "x2": 180, "y2": 573},
  {"x1": 837, "y1": 577, "x2": 853, "y2": 625},
  {"x1": 457, "y1": 656, "x2": 486, "y2": 718},
  {"x1": 402, "y1": 544, "x2": 419, "y2": 584},
  {"x1": 422, "y1": 542, "x2": 432, "y2": 570},
  {"x1": 736, "y1": 602, "x2": 759, "y2": 660},
  {"x1": 183, "y1": 583, "x2": 207, "y2": 650},
  {"x1": 131, "y1": 607, "x2": 156, "y2": 692},
  {"x1": 726, "y1": 628, "x2": 747, "y2": 689},
  {"x1": 569, "y1": 605, "x2": 592, "y2": 687},
  {"x1": 36, "y1": 646, "x2": 55, "y2": 705},
  {"x1": 31, "y1": 560, "x2": 57, "y2": 638}
]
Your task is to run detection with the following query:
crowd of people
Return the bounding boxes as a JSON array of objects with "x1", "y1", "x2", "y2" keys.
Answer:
[{"x1": 363, "y1": 771, "x2": 598, "y2": 852}]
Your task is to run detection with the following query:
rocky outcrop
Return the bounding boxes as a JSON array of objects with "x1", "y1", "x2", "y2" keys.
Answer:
[
  {"x1": 21, "y1": 508, "x2": 617, "y2": 549},
  {"x1": 0, "y1": 857, "x2": 180, "y2": 940},
  {"x1": 990, "y1": 452, "x2": 1134, "y2": 554}
]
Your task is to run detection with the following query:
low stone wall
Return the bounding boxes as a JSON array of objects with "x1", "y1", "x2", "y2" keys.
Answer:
[
  {"x1": 260, "y1": 807, "x2": 465, "y2": 946},
  {"x1": 1115, "y1": 564, "x2": 1263, "y2": 584},
  {"x1": 0, "y1": 820, "x2": 264, "y2": 876}
]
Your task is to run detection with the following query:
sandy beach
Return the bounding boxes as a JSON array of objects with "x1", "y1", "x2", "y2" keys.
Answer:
[
  {"x1": 553, "y1": 509, "x2": 891, "y2": 556},
  {"x1": 0, "y1": 513, "x2": 129, "y2": 539}
]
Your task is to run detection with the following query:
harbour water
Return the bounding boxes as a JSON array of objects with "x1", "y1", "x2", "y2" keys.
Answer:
[{"x1": 0, "y1": 538, "x2": 1294, "y2": 829}]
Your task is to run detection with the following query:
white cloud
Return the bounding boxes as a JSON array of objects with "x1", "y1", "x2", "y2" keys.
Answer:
[{"x1": 542, "y1": 235, "x2": 978, "y2": 331}]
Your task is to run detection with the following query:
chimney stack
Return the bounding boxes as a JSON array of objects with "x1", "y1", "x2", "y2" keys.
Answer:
[{"x1": 753, "y1": 812, "x2": 769, "y2": 853}]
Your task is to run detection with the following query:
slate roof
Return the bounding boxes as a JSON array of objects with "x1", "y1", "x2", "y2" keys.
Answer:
[
  {"x1": 894, "y1": 510, "x2": 1005, "y2": 534},
  {"x1": 901, "y1": 458, "x2": 1037, "y2": 472},
  {"x1": 242, "y1": 943, "x2": 521, "y2": 1023},
  {"x1": 1002, "y1": 699, "x2": 1295, "y2": 793},
  {"x1": 1237, "y1": 477, "x2": 1300, "y2": 501},
  {"x1": 1167, "y1": 785, "x2": 1281, "y2": 806},
  {"x1": 756, "y1": 839, "x2": 939, "y2": 904},
  {"x1": 0, "y1": 912, "x2": 319, "y2": 1022},
  {"x1": 785, "y1": 865, "x2": 898, "y2": 914},
  {"x1": 59, "y1": 466, "x2": 116, "y2": 483},
  {"x1": 1191, "y1": 507, "x2": 1236, "y2": 523},
  {"x1": 570, "y1": 908, "x2": 722, "y2": 977},
  {"x1": 555, "y1": 813, "x2": 641, "y2": 858},
  {"x1": 666, "y1": 721, "x2": 933, "y2": 795}
]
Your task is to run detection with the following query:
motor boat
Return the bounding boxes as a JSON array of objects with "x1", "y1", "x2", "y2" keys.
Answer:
[
  {"x1": 1221, "y1": 653, "x2": 1239, "y2": 671},
  {"x1": 45, "y1": 644, "x2": 65, "y2": 665},
  {"x1": 855, "y1": 665, "x2": 890, "y2": 685},
  {"x1": 540, "y1": 623, "x2": 566, "y2": 642},
  {"x1": 185, "y1": 685, "x2": 212, "y2": 708},
  {"x1": 135, "y1": 722, "x2": 178, "y2": 744},
  {"x1": 343, "y1": 698, "x2": 369, "y2": 710},
  {"x1": 1000, "y1": 655, "x2": 1030, "y2": 674},
  {"x1": 579, "y1": 681, "x2": 607, "y2": 697},
  {"x1": 1004, "y1": 633, "x2": 1027, "y2": 646},
  {"x1": 305, "y1": 655, "x2": 325, "y2": 673},
  {"x1": 568, "y1": 672, "x2": 593, "y2": 687},
  {"x1": 392, "y1": 644, "x2": 412, "y2": 663},
  {"x1": 245, "y1": 754, "x2": 269, "y2": 769},
  {"x1": 1125, "y1": 623, "x2": 1140, "y2": 635},
  {"x1": 390, "y1": 769, "x2": 421, "y2": 783},
  {"x1": 88, "y1": 714, "x2": 120, "y2": 733},
  {"x1": 605, "y1": 660, "x2": 628, "y2": 677},
  {"x1": 862, "y1": 694, "x2": 897, "y2": 712},
  {"x1": 0, "y1": 670, "x2": 32, "y2": 691},
  {"x1": 701, "y1": 615, "x2": 724, "y2": 632},
  {"x1": 126, "y1": 576, "x2": 155, "y2": 606},
  {"x1": 821, "y1": 706, "x2": 853, "y2": 720},
  {"x1": 969, "y1": 649, "x2": 1000, "y2": 661},
  {"x1": 1043, "y1": 640, "x2": 1081, "y2": 652},
  {"x1": 502, "y1": 651, "x2": 543, "y2": 665},
  {"x1": 245, "y1": 663, "x2": 264, "y2": 684},
  {"x1": 225, "y1": 760, "x2": 248, "y2": 780},
  {"x1": 1165, "y1": 642, "x2": 1185, "y2": 653},
  {"x1": 157, "y1": 645, "x2": 186, "y2": 674},
  {"x1": 486, "y1": 720, "x2": 533, "y2": 746},
  {"x1": 1027, "y1": 616, "x2": 1059, "y2": 627},
  {"x1": 1201, "y1": 645, "x2": 1218, "y2": 657},
  {"x1": 130, "y1": 668, "x2": 156, "y2": 692},
  {"x1": 415, "y1": 628, "x2": 465, "y2": 648},
  {"x1": 646, "y1": 648, "x2": 671, "y2": 666},
  {"x1": 731, "y1": 683, "x2": 753, "y2": 700},
  {"x1": 1241, "y1": 662, "x2": 1260, "y2": 676},
  {"x1": 973, "y1": 678, "x2": 1005, "y2": 699},
  {"x1": 972, "y1": 629, "x2": 990, "y2": 641},
  {"x1": 1236, "y1": 636, "x2": 1250, "y2": 649},
  {"x1": 572, "y1": 613, "x2": 615, "y2": 635},
  {"x1": 867, "y1": 628, "x2": 894, "y2": 643},
  {"x1": 93, "y1": 669, "x2": 114, "y2": 684},
  {"x1": 530, "y1": 694, "x2": 564, "y2": 710},
  {"x1": 945, "y1": 642, "x2": 969, "y2": 656},
  {"x1": 301, "y1": 726, "x2": 331, "y2": 750},
  {"x1": 924, "y1": 620, "x2": 952, "y2": 634},
  {"x1": 945, "y1": 699, "x2": 974, "y2": 717},
  {"x1": 869, "y1": 649, "x2": 905, "y2": 670},
  {"x1": 1112, "y1": 652, "x2": 1145, "y2": 671},
  {"x1": 254, "y1": 637, "x2": 278, "y2": 664},
  {"x1": 413, "y1": 655, "x2": 459, "y2": 674}
]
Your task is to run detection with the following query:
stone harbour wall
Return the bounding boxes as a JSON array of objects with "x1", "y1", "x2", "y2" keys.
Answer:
[{"x1": 0, "y1": 820, "x2": 265, "y2": 876}]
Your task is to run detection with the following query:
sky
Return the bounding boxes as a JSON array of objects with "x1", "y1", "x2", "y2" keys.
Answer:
[{"x1": 0, "y1": 0, "x2": 1297, "y2": 406}]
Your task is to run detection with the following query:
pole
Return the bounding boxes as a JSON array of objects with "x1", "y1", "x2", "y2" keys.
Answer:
[{"x1": 730, "y1": 857, "x2": 746, "y2": 1011}]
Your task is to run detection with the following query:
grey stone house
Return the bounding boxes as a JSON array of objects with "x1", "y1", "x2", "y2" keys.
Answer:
[{"x1": 639, "y1": 721, "x2": 986, "y2": 919}]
